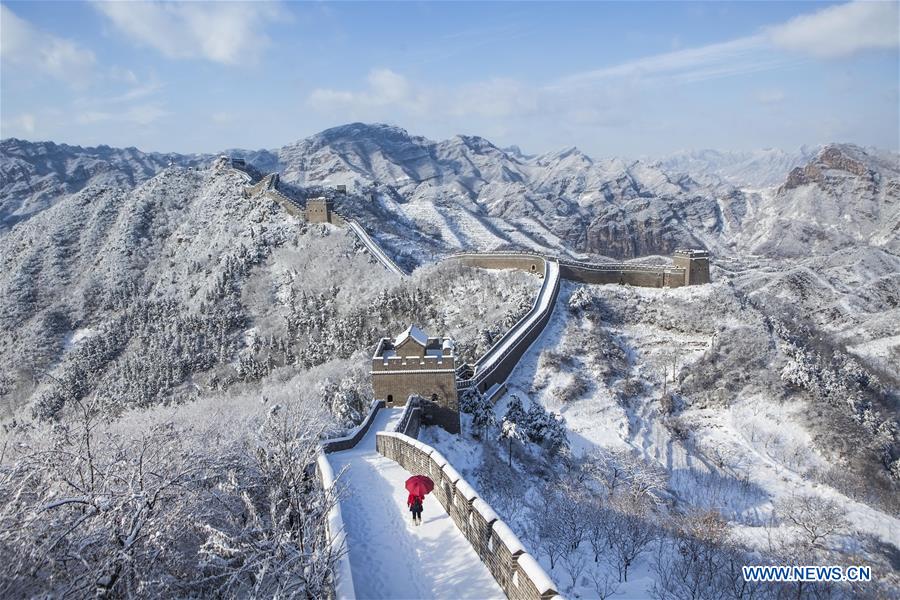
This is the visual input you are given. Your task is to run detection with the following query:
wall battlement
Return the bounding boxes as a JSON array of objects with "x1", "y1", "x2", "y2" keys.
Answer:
[
  {"x1": 377, "y1": 431, "x2": 562, "y2": 600},
  {"x1": 372, "y1": 326, "x2": 459, "y2": 432},
  {"x1": 450, "y1": 251, "x2": 709, "y2": 288},
  {"x1": 673, "y1": 248, "x2": 711, "y2": 286}
]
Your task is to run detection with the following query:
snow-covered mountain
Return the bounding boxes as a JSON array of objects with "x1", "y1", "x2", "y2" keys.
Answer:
[
  {"x1": 0, "y1": 138, "x2": 209, "y2": 230},
  {"x1": 7, "y1": 127, "x2": 895, "y2": 263},
  {"x1": 656, "y1": 146, "x2": 820, "y2": 188},
  {"x1": 3, "y1": 125, "x2": 896, "y2": 424},
  {"x1": 1, "y1": 125, "x2": 899, "y2": 598},
  {"x1": 256, "y1": 123, "x2": 743, "y2": 259},
  {"x1": 735, "y1": 144, "x2": 900, "y2": 257}
]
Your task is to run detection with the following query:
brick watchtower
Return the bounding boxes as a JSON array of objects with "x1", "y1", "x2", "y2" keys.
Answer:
[
  {"x1": 306, "y1": 196, "x2": 334, "y2": 223},
  {"x1": 673, "y1": 249, "x2": 711, "y2": 286},
  {"x1": 371, "y1": 325, "x2": 460, "y2": 433}
]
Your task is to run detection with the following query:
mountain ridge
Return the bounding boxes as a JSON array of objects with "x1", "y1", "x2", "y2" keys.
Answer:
[{"x1": 3, "y1": 125, "x2": 898, "y2": 262}]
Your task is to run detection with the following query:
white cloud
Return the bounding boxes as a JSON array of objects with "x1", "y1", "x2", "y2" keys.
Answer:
[
  {"x1": 18, "y1": 113, "x2": 36, "y2": 133},
  {"x1": 93, "y1": 1, "x2": 286, "y2": 65},
  {"x1": 550, "y1": 35, "x2": 780, "y2": 91},
  {"x1": 1, "y1": 113, "x2": 37, "y2": 137},
  {"x1": 107, "y1": 82, "x2": 165, "y2": 104},
  {"x1": 449, "y1": 79, "x2": 537, "y2": 118},
  {"x1": 757, "y1": 89, "x2": 786, "y2": 104},
  {"x1": 306, "y1": 3, "x2": 896, "y2": 148},
  {"x1": 0, "y1": 5, "x2": 95, "y2": 84},
  {"x1": 77, "y1": 104, "x2": 170, "y2": 126},
  {"x1": 309, "y1": 69, "x2": 430, "y2": 114},
  {"x1": 211, "y1": 111, "x2": 236, "y2": 124},
  {"x1": 767, "y1": 1, "x2": 900, "y2": 58}
]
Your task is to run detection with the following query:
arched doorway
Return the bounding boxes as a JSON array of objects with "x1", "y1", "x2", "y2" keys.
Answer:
[{"x1": 387, "y1": 394, "x2": 393, "y2": 405}]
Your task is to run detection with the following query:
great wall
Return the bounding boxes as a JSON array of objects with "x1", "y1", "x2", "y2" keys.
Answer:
[{"x1": 225, "y1": 158, "x2": 711, "y2": 600}]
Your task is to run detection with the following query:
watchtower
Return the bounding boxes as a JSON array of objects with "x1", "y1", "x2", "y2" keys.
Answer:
[
  {"x1": 371, "y1": 325, "x2": 460, "y2": 433},
  {"x1": 306, "y1": 196, "x2": 333, "y2": 223},
  {"x1": 673, "y1": 249, "x2": 711, "y2": 286}
]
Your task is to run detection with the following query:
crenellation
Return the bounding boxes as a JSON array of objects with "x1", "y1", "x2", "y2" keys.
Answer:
[
  {"x1": 376, "y1": 431, "x2": 560, "y2": 599},
  {"x1": 372, "y1": 325, "x2": 460, "y2": 433},
  {"x1": 673, "y1": 248, "x2": 711, "y2": 285}
]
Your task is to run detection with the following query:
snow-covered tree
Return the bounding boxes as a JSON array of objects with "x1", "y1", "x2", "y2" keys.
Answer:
[{"x1": 498, "y1": 395, "x2": 528, "y2": 466}]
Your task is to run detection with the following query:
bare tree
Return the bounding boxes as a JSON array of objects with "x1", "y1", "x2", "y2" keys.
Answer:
[
  {"x1": 606, "y1": 502, "x2": 657, "y2": 583},
  {"x1": 0, "y1": 395, "x2": 339, "y2": 598},
  {"x1": 774, "y1": 494, "x2": 848, "y2": 550},
  {"x1": 583, "y1": 447, "x2": 667, "y2": 508},
  {"x1": 588, "y1": 564, "x2": 622, "y2": 600},
  {"x1": 585, "y1": 498, "x2": 608, "y2": 563},
  {"x1": 561, "y1": 540, "x2": 589, "y2": 588},
  {"x1": 651, "y1": 511, "x2": 768, "y2": 600},
  {"x1": 0, "y1": 398, "x2": 211, "y2": 597},
  {"x1": 535, "y1": 486, "x2": 586, "y2": 570}
]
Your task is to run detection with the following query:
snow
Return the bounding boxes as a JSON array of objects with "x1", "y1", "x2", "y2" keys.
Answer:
[
  {"x1": 847, "y1": 333, "x2": 900, "y2": 363},
  {"x1": 484, "y1": 279, "x2": 900, "y2": 594},
  {"x1": 441, "y1": 463, "x2": 462, "y2": 485},
  {"x1": 326, "y1": 408, "x2": 504, "y2": 600},
  {"x1": 473, "y1": 259, "x2": 560, "y2": 383},
  {"x1": 63, "y1": 327, "x2": 95, "y2": 351},
  {"x1": 455, "y1": 478, "x2": 478, "y2": 502},
  {"x1": 393, "y1": 324, "x2": 428, "y2": 347},
  {"x1": 490, "y1": 520, "x2": 525, "y2": 556},
  {"x1": 321, "y1": 398, "x2": 383, "y2": 450},
  {"x1": 317, "y1": 451, "x2": 356, "y2": 600},
  {"x1": 472, "y1": 498, "x2": 499, "y2": 524},
  {"x1": 429, "y1": 449, "x2": 448, "y2": 469},
  {"x1": 346, "y1": 219, "x2": 407, "y2": 277},
  {"x1": 516, "y1": 553, "x2": 555, "y2": 595}
]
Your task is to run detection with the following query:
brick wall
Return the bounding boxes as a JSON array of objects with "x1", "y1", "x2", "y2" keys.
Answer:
[
  {"x1": 558, "y1": 262, "x2": 688, "y2": 288},
  {"x1": 320, "y1": 399, "x2": 386, "y2": 453},
  {"x1": 394, "y1": 397, "x2": 423, "y2": 438},
  {"x1": 315, "y1": 451, "x2": 354, "y2": 600},
  {"x1": 373, "y1": 370, "x2": 458, "y2": 407},
  {"x1": 458, "y1": 259, "x2": 561, "y2": 395},
  {"x1": 453, "y1": 253, "x2": 547, "y2": 276},
  {"x1": 451, "y1": 251, "x2": 703, "y2": 290},
  {"x1": 376, "y1": 431, "x2": 563, "y2": 600},
  {"x1": 315, "y1": 399, "x2": 387, "y2": 598}
]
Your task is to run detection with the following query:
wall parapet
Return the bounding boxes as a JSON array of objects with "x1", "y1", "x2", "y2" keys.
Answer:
[
  {"x1": 458, "y1": 259, "x2": 561, "y2": 394},
  {"x1": 315, "y1": 398, "x2": 385, "y2": 599},
  {"x1": 375, "y1": 431, "x2": 563, "y2": 600},
  {"x1": 393, "y1": 395, "x2": 423, "y2": 438},
  {"x1": 449, "y1": 250, "x2": 707, "y2": 287},
  {"x1": 345, "y1": 218, "x2": 408, "y2": 277},
  {"x1": 315, "y1": 452, "x2": 355, "y2": 600},
  {"x1": 320, "y1": 399, "x2": 385, "y2": 454}
]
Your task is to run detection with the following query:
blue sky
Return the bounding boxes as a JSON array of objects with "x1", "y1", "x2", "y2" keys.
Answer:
[{"x1": 1, "y1": 1, "x2": 897, "y2": 157}]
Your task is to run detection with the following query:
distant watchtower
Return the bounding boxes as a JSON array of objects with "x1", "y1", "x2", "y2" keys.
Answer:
[
  {"x1": 306, "y1": 196, "x2": 334, "y2": 223},
  {"x1": 372, "y1": 325, "x2": 460, "y2": 433},
  {"x1": 673, "y1": 249, "x2": 711, "y2": 286}
]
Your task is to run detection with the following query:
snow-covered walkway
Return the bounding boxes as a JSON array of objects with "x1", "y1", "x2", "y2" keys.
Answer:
[
  {"x1": 327, "y1": 408, "x2": 503, "y2": 600},
  {"x1": 346, "y1": 220, "x2": 408, "y2": 277}
]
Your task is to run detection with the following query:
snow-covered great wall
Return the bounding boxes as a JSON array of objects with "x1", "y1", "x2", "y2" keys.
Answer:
[
  {"x1": 317, "y1": 395, "x2": 562, "y2": 599},
  {"x1": 230, "y1": 162, "x2": 714, "y2": 599},
  {"x1": 345, "y1": 219, "x2": 409, "y2": 277},
  {"x1": 453, "y1": 254, "x2": 561, "y2": 396},
  {"x1": 377, "y1": 400, "x2": 562, "y2": 600}
]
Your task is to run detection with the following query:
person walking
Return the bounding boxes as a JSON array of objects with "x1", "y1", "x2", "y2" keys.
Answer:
[
  {"x1": 404, "y1": 474, "x2": 433, "y2": 527},
  {"x1": 407, "y1": 492, "x2": 424, "y2": 525}
]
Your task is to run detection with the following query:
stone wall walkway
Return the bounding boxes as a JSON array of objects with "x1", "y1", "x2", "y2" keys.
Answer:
[{"x1": 327, "y1": 408, "x2": 503, "y2": 599}]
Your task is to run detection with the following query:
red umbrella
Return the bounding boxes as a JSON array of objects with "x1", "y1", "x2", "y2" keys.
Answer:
[{"x1": 405, "y1": 475, "x2": 434, "y2": 497}]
